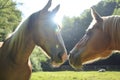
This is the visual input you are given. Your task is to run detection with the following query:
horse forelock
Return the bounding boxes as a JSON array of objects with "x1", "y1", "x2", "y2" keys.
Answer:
[{"x1": 103, "y1": 16, "x2": 120, "y2": 49}]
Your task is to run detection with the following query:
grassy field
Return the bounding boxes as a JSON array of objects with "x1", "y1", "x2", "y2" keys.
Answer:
[{"x1": 31, "y1": 71, "x2": 120, "y2": 80}]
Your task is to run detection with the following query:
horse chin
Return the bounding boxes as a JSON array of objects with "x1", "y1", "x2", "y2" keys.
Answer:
[
  {"x1": 70, "y1": 62, "x2": 83, "y2": 70},
  {"x1": 51, "y1": 61, "x2": 63, "y2": 68}
]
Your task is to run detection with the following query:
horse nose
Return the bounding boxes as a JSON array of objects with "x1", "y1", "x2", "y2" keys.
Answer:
[
  {"x1": 52, "y1": 51, "x2": 68, "y2": 64},
  {"x1": 51, "y1": 51, "x2": 63, "y2": 63},
  {"x1": 57, "y1": 51, "x2": 67, "y2": 62},
  {"x1": 57, "y1": 52, "x2": 63, "y2": 62},
  {"x1": 69, "y1": 52, "x2": 73, "y2": 61},
  {"x1": 68, "y1": 52, "x2": 75, "y2": 65},
  {"x1": 69, "y1": 51, "x2": 74, "y2": 58}
]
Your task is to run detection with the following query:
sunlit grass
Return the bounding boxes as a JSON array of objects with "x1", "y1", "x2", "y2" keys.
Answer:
[{"x1": 31, "y1": 71, "x2": 120, "y2": 80}]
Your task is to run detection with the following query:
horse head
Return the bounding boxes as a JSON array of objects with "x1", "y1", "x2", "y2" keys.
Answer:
[
  {"x1": 69, "y1": 8, "x2": 111, "y2": 69},
  {"x1": 28, "y1": 0, "x2": 68, "y2": 67}
]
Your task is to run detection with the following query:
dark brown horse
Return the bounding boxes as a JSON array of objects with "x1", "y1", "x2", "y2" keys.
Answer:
[
  {"x1": 0, "y1": 0, "x2": 67, "y2": 80},
  {"x1": 69, "y1": 8, "x2": 120, "y2": 69}
]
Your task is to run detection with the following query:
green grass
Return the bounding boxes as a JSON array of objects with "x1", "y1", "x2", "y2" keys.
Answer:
[{"x1": 31, "y1": 71, "x2": 120, "y2": 80}]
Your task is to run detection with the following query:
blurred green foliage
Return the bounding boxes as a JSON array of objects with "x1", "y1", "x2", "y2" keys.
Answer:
[
  {"x1": 0, "y1": 0, "x2": 21, "y2": 41},
  {"x1": 30, "y1": 46, "x2": 47, "y2": 71}
]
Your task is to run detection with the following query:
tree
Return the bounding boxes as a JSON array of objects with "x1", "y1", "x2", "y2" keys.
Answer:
[
  {"x1": 0, "y1": 0, "x2": 21, "y2": 41},
  {"x1": 93, "y1": 0, "x2": 116, "y2": 16},
  {"x1": 30, "y1": 46, "x2": 47, "y2": 71}
]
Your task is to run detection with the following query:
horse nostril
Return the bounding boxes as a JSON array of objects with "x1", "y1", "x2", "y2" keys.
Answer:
[{"x1": 58, "y1": 52, "x2": 62, "y2": 60}]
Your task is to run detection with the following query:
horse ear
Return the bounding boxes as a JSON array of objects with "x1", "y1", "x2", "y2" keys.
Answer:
[
  {"x1": 42, "y1": 0, "x2": 52, "y2": 12},
  {"x1": 51, "y1": 4, "x2": 60, "y2": 15},
  {"x1": 91, "y1": 7, "x2": 103, "y2": 22}
]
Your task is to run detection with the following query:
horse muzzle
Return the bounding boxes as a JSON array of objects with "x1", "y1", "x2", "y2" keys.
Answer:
[
  {"x1": 51, "y1": 52, "x2": 68, "y2": 67},
  {"x1": 69, "y1": 52, "x2": 83, "y2": 69}
]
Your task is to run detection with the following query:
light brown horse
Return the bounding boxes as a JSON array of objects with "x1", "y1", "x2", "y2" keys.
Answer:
[
  {"x1": 69, "y1": 8, "x2": 120, "y2": 69},
  {"x1": 0, "y1": 0, "x2": 67, "y2": 80}
]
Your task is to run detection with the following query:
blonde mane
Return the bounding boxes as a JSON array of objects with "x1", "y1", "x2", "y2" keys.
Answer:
[{"x1": 103, "y1": 15, "x2": 120, "y2": 49}]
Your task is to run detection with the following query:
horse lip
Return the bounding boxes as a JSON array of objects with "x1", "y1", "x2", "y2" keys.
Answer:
[
  {"x1": 51, "y1": 53, "x2": 68, "y2": 67},
  {"x1": 51, "y1": 61, "x2": 61, "y2": 67}
]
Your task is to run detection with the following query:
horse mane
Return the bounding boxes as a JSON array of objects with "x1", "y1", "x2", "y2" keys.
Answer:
[
  {"x1": 2, "y1": 16, "x2": 31, "y2": 52},
  {"x1": 103, "y1": 15, "x2": 120, "y2": 49},
  {"x1": 0, "y1": 42, "x2": 3, "y2": 48}
]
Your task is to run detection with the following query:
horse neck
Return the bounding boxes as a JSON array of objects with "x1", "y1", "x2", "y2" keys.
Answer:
[
  {"x1": 104, "y1": 16, "x2": 120, "y2": 50},
  {"x1": 0, "y1": 18, "x2": 35, "y2": 64}
]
